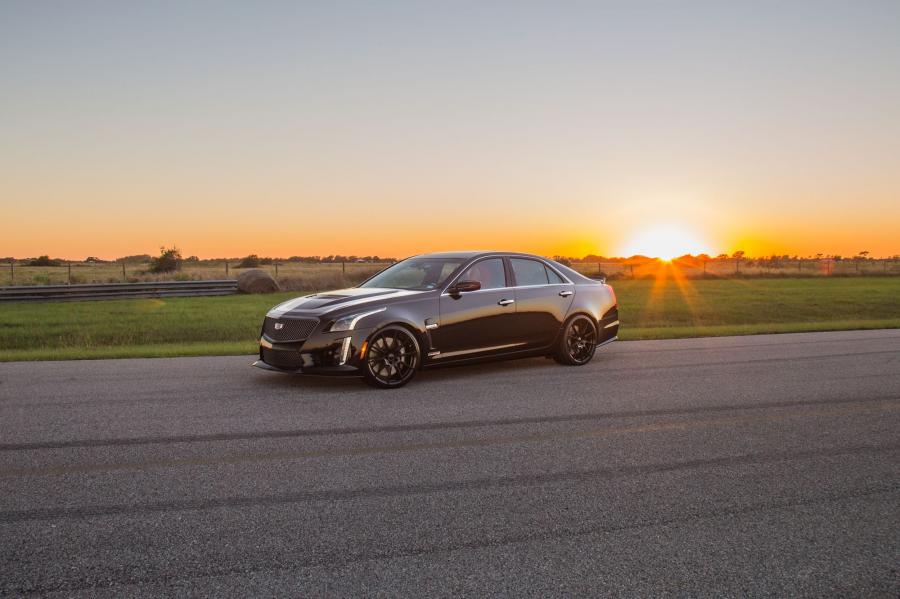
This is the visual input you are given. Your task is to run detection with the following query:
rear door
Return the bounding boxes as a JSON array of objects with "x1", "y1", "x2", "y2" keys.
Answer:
[
  {"x1": 432, "y1": 257, "x2": 518, "y2": 359},
  {"x1": 508, "y1": 257, "x2": 575, "y2": 349}
]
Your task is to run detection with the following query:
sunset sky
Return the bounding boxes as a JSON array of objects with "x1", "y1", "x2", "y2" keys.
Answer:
[{"x1": 2, "y1": 1, "x2": 899, "y2": 260}]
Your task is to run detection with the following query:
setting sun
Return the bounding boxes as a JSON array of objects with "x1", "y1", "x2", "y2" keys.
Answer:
[{"x1": 619, "y1": 224, "x2": 712, "y2": 261}]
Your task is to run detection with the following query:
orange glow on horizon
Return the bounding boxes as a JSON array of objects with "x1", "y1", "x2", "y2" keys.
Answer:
[{"x1": 1, "y1": 193, "x2": 898, "y2": 261}]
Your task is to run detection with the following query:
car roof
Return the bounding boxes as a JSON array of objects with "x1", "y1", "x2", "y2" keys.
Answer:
[{"x1": 411, "y1": 251, "x2": 547, "y2": 260}]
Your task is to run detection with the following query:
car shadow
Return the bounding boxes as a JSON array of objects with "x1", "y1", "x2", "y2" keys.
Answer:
[{"x1": 251, "y1": 355, "x2": 559, "y2": 394}]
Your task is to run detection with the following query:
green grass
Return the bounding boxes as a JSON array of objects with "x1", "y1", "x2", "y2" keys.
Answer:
[{"x1": 1, "y1": 278, "x2": 899, "y2": 361}]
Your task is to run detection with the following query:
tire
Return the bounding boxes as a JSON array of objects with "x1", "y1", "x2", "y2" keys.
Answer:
[
  {"x1": 553, "y1": 315, "x2": 598, "y2": 366},
  {"x1": 362, "y1": 326, "x2": 420, "y2": 388}
]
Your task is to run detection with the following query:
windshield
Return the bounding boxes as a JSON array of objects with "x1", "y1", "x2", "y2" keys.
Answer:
[{"x1": 360, "y1": 258, "x2": 465, "y2": 291}]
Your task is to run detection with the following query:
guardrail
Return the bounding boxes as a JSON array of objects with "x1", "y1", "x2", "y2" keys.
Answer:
[{"x1": 0, "y1": 280, "x2": 239, "y2": 302}]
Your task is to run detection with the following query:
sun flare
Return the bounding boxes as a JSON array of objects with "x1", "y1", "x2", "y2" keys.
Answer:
[{"x1": 619, "y1": 223, "x2": 712, "y2": 261}]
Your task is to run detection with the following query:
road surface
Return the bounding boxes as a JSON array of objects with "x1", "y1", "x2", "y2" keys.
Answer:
[{"x1": 1, "y1": 329, "x2": 898, "y2": 597}]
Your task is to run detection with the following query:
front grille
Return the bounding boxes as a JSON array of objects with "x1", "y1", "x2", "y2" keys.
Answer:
[
  {"x1": 261, "y1": 347, "x2": 303, "y2": 370},
  {"x1": 263, "y1": 317, "x2": 318, "y2": 342}
]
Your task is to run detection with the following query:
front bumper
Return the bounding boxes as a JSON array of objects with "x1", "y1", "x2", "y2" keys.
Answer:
[{"x1": 252, "y1": 325, "x2": 374, "y2": 376}]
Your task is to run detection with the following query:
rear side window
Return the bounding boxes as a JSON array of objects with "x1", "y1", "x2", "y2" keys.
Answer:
[
  {"x1": 510, "y1": 258, "x2": 550, "y2": 286},
  {"x1": 546, "y1": 267, "x2": 566, "y2": 284}
]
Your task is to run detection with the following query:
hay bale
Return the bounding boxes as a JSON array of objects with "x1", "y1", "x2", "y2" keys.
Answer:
[{"x1": 236, "y1": 269, "x2": 279, "y2": 294}]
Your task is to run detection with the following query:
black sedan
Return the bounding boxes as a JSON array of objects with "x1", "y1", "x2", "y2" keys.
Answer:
[{"x1": 253, "y1": 251, "x2": 619, "y2": 388}]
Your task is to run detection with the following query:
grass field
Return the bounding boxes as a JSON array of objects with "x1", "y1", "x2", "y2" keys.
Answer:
[{"x1": 1, "y1": 277, "x2": 899, "y2": 361}]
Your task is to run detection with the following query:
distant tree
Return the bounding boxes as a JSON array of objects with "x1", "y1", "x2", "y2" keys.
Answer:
[
  {"x1": 552, "y1": 255, "x2": 573, "y2": 266},
  {"x1": 84, "y1": 256, "x2": 106, "y2": 263},
  {"x1": 184, "y1": 255, "x2": 200, "y2": 262},
  {"x1": 28, "y1": 255, "x2": 62, "y2": 267},
  {"x1": 732, "y1": 250, "x2": 745, "y2": 260},
  {"x1": 116, "y1": 254, "x2": 153, "y2": 264},
  {"x1": 237, "y1": 254, "x2": 261, "y2": 268},
  {"x1": 858, "y1": 250, "x2": 870, "y2": 259},
  {"x1": 149, "y1": 246, "x2": 182, "y2": 273}
]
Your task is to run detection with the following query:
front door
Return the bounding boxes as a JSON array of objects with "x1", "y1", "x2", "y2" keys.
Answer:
[{"x1": 432, "y1": 257, "x2": 518, "y2": 359}]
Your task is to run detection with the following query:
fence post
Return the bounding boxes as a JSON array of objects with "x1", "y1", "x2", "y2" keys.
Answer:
[
  {"x1": 630, "y1": 264, "x2": 635, "y2": 278},
  {"x1": 122, "y1": 262, "x2": 126, "y2": 281},
  {"x1": 274, "y1": 261, "x2": 279, "y2": 279},
  {"x1": 342, "y1": 261, "x2": 346, "y2": 275},
  {"x1": 225, "y1": 261, "x2": 229, "y2": 278},
  {"x1": 798, "y1": 258, "x2": 802, "y2": 273},
  {"x1": 735, "y1": 259, "x2": 740, "y2": 275},
  {"x1": 9, "y1": 261, "x2": 13, "y2": 285},
  {"x1": 67, "y1": 261, "x2": 72, "y2": 284}
]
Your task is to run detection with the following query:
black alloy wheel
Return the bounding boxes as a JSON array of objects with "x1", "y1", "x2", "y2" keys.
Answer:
[
  {"x1": 363, "y1": 326, "x2": 420, "y2": 388},
  {"x1": 554, "y1": 315, "x2": 598, "y2": 365}
]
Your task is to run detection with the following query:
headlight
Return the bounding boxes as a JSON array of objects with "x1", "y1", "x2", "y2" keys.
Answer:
[{"x1": 328, "y1": 307, "x2": 386, "y2": 332}]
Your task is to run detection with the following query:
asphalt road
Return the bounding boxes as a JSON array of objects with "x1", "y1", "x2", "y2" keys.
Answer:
[{"x1": 1, "y1": 329, "x2": 899, "y2": 597}]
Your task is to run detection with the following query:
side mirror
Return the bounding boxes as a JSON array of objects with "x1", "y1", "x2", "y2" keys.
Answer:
[{"x1": 449, "y1": 280, "x2": 481, "y2": 297}]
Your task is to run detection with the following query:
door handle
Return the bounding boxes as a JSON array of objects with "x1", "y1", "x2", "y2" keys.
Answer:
[
  {"x1": 498, "y1": 299, "x2": 515, "y2": 306},
  {"x1": 558, "y1": 290, "x2": 573, "y2": 297}
]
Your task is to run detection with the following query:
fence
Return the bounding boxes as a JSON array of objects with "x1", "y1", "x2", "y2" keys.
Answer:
[
  {"x1": 2, "y1": 260, "x2": 390, "y2": 288},
  {"x1": 2, "y1": 258, "x2": 898, "y2": 288},
  {"x1": 569, "y1": 258, "x2": 900, "y2": 279}
]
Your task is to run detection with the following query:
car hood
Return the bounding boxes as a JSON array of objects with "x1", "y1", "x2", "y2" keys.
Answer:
[{"x1": 266, "y1": 287, "x2": 427, "y2": 317}]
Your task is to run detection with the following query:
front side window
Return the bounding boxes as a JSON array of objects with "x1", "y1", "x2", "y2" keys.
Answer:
[
  {"x1": 457, "y1": 258, "x2": 506, "y2": 290},
  {"x1": 361, "y1": 258, "x2": 464, "y2": 290},
  {"x1": 511, "y1": 258, "x2": 551, "y2": 286}
]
